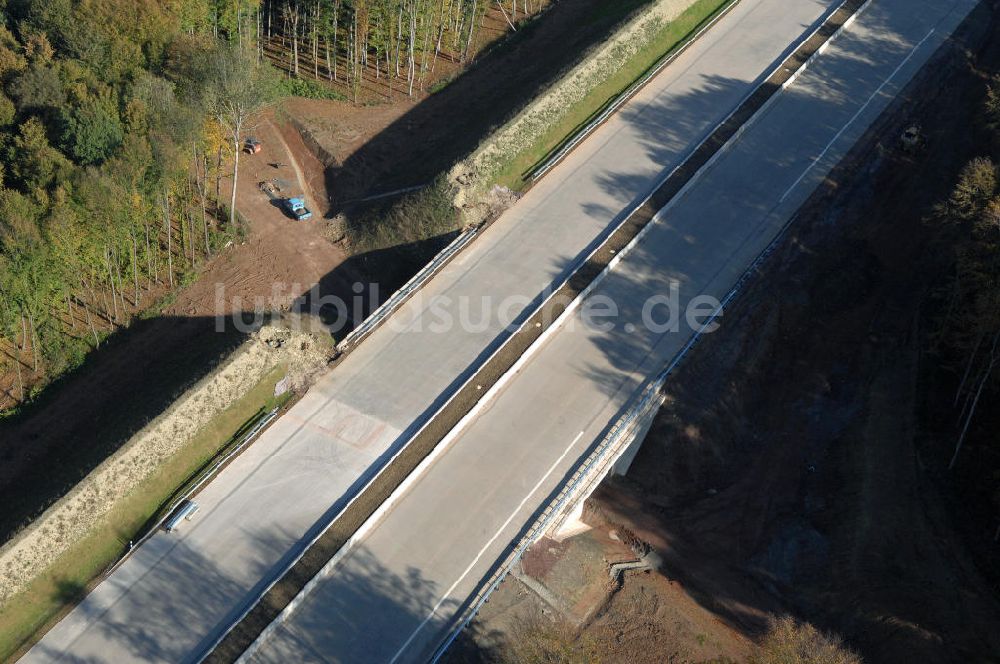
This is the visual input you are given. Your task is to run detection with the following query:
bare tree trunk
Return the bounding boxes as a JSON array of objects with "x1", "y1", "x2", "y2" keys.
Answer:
[
  {"x1": 351, "y1": 12, "x2": 360, "y2": 102},
  {"x1": 131, "y1": 231, "x2": 140, "y2": 305},
  {"x1": 395, "y1": 5, "x2": 403, "y2": 77},
  {"x1": 106, "y1": 248, "x2": 120, "y2": 321},
  {"x1": 230, "y1": 126, "x2": 243, "y2": 228},
  {"x1": 112, "y1": 245, "x2": 128, "y2": 313},
  {"x1": 495, "y1": 0, "x2": 516, "y2": 31},
  {"x1": 186, "y1": 209, "x2": 195, "y2": 263},
  {"x1": 258, "y1": 8, "x2": 263, "y2": 63},
  {"x1": 99, "y1": 280, "x2": 112, "y2": 323},
  {"x1": 418, "y1": 0, "x2": 434, "y2": 90},
  {"x1": 454, "y1": 0, "x2": 466, "y2": 54},
  {"x1": 325, "y1": 36, "x2": 334, "y2": 81},
  {"x1": 83, "y1": 298, "x2": 100, "y2": 347},
  {"x1": 950, "y1": 330, "x2": 1000, "y2": 470},
  {"x1": 202, "y1": 196, "x2": 211, "y2": 256},
  {"x1": 26, "y1": 308, "x2": 38, "y2": 371},
  {"x1": 386, "y1": 48, "x2": 392, "y2": 99},
  {"x1": 144, "y1": 218, "x2": 154, "y2": 286},
  {"x1": 236, "y1": 0, "x2": 243, "y2": 48},
  {"x1": 164, "y1": 193, "x2": 174, "y2": 288},
  {"x1": 407, "y1": 1, "x2": 416, "y2": 96},
  {"x1": 462, "y1": 0, "x2": 479, "y2": 63},
  {"x1": 332, "y1": 0, "x2": 340, "y2": 81},
  {"x1": 291, "y1": 7, "x2": 301, "y2": 77},
  {"x1": 14, "y1": 314, "x2": 24, "y2": 400},
  {"x1": 432, "y1": 0, "x2": 447, "y2": 72},
  {"x1": 216, "y1": 146, "x2": 224, "y2": 200},
  {"x1": 313, "y1": 0, "x2": 320, "y2": 79}
]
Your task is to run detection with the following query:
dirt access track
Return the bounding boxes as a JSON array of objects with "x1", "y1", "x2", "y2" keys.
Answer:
[
  {"x1": 450, "y1": 1, "x2": 1000, "y2": 663},
  {"x1": 165, "y1": 116, "x2": 351, "y2": 320},
  {"x1": 0, "y1": 0, "x2": 680, "y2": 585}
]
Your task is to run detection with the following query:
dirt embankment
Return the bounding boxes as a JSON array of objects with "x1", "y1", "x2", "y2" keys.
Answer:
[
  {"x1": 453, "y1": 2, "x2": 1000, "y2": 663},
  {"x1": 593, "y1": 3, "x2": 1000, "y2": 662}
]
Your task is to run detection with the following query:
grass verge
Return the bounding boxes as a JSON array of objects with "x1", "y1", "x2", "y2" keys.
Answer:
[
  {"x1": 494, "y1": 0, "x2": 733, "y2": 190},
  {"x1": 0, "y1": 363, "x2": 289, "y2": 662}
]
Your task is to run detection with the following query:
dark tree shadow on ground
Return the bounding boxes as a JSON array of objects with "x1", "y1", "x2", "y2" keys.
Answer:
[
  {"x1": 325, "y1": 0, "x2": 658, "y2": 209},
  {"x1": 0, "y1": 232, "x2": 453, "y2": 547},
  {"x1": 13, "y1": 3, "x2": 1000, "y2": 664}
]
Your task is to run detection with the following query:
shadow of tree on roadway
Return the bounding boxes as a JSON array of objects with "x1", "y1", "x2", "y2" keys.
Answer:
[
  {"x1": 230, "y1": 545, "x2": 461, "y2": 662},
  {"x1": 2, "y1": 4, "x2": 937, "y2": 664},
  {"x1": 25, "y1": 528, "x2": 464, "y2": 663},
  {"x1": 325, "y1": 0, "x2": 658, "y2": 211},
  {"x1": 28, "y1": 533, "x2": 254, "y2": 663}
]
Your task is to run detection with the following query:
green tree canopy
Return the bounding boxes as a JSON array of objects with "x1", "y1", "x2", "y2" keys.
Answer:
[
  {"x1": 0, "y1": 91, "x2": 14, "y2": 125},
  {"x1": 58, "y1": 94, "x2": 124, "y2": 165},
  {"x1": 8, "y1": 116, "x2": 70, "y2": 190}
]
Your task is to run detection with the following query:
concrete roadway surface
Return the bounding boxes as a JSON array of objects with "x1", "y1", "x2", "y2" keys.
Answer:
[
  {"x1": 246, "y1": 0, "x2": 979, "y2": 661},
  {"x1": 22, "y1": 1, "x2": 842, "y2": 662}
]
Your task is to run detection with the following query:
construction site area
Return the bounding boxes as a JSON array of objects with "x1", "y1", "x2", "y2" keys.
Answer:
[{"x1": 3, "y1": 0, "x2": 1000, "y2": 662}]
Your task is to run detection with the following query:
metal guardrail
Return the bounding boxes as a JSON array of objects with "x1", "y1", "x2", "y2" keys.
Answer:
[
  {"x1": 430, "y1": 173, "x2": 818, "y2": 663},
  {"x1": 527, "y1": 0, "x2": 742, "y2": 182},
  {"x1": 105, "y1": 408, "x2": 279, "y2": 576},
  {"x1": 339, "y1": 1, "x2": 742, "y2": 365},
  {"x1": 336, "y1": 226, "x2": 480, "y2": 352},
  {"x1": 218, "y1": 0, "x2": 870, "y2": 658},
  {"x1": 430, "y1": 0, "x2": 873, "y2": 657}
]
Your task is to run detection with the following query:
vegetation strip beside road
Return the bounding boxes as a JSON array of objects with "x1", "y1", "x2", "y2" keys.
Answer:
[
  {"x1": 329, "y1": 0, "x2": 736, "y2": 371},
  {"x1": 108, "y1": 395, "x2": 291, "y2": 575},
  {"x1": 205, "y1": 2, "x2": 867, "y2": 661},
  {"x1": 0, "y1": 365, "x2": 291, "y2": 663},
  {"x1": 521, "y1": 0, "x2": 741, "y2": 184},
  {"x1": 450, "y1": 0, "x2": 719, "y2": 207}
]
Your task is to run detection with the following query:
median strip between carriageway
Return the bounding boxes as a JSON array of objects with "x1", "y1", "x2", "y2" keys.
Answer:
[{"x1": 202, "y1": 2, "x2": 867, "y2": 660}]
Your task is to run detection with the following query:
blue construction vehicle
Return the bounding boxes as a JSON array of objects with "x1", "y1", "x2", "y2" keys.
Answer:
[{"x1": 282, "y1": 197, "x2": 312, "y2": 220}]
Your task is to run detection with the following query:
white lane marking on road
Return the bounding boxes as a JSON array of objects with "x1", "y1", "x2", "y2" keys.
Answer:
[
  {"x1": 779, "y1": 27, "x2": 936, "y2": 203},
  {"x1": 388, "y1": 430, "x2": 588, "y2": 664}
]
